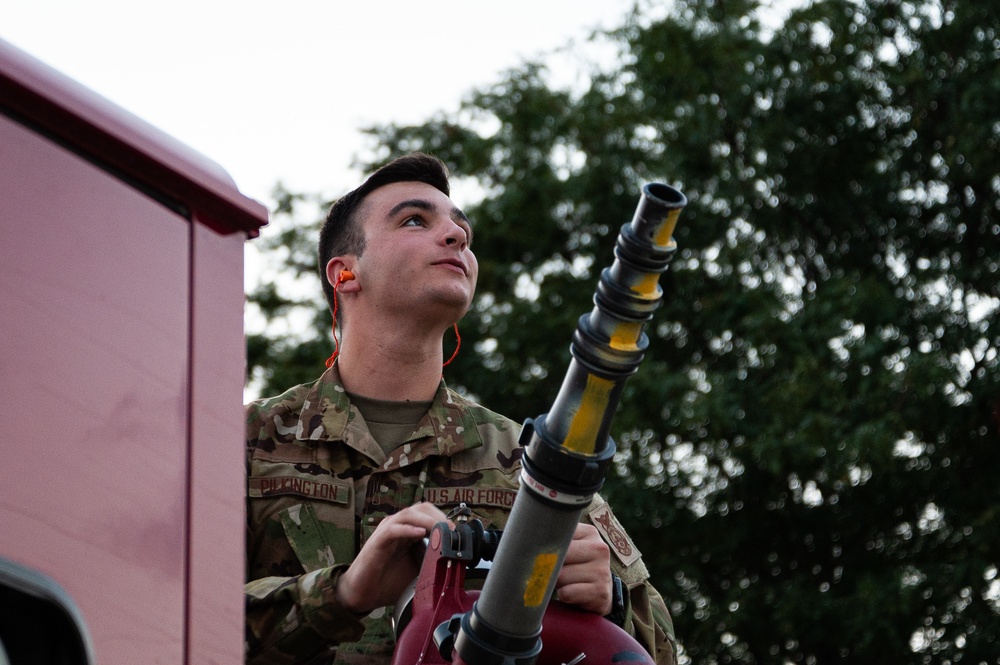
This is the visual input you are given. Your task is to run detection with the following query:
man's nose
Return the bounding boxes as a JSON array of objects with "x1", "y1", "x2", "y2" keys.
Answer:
[{"x1": 441, "y1": 220, "x2": 467, "y2": 249}]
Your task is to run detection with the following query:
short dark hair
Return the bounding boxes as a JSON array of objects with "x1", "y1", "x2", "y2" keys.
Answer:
[{"x1": 318, "y1": 153, "x2": 451, "y2": 313}]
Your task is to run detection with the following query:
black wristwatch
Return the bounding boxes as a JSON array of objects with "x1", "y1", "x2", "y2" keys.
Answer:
[{"x1": 605, "y1": 573, "x2": 627, "y2": 627}]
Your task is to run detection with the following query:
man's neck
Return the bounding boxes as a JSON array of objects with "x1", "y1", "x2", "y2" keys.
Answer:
[{"x1": 336, "y1": 325, "x2": 447, "y2": 402}]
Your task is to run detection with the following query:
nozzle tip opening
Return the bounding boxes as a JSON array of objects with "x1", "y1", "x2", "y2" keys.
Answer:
[{"x1": 643, "y1": 182, "x2": 687, "y2": 207}]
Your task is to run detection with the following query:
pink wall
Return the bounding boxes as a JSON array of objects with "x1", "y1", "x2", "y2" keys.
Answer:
[{"x1": 0, "y1": 37, "x2": 266, "y2": 664}]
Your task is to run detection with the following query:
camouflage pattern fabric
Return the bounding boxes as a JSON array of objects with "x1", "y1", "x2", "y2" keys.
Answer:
[{"x1": 245, "y1": 365, "x2": 676, "y2": 664}]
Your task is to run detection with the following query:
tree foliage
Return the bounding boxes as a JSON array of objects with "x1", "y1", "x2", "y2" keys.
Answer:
[{"x1": 248, "y1": 0, "x2": 1000, "y2": 661}]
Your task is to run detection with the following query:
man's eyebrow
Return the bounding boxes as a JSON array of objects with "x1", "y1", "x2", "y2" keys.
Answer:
[
  {"x1": 387, "y1": 198, "x2": 434, "y2": 219},
  {"x1": 387, "y1": 198, "x2": 473, "y2": 239}
]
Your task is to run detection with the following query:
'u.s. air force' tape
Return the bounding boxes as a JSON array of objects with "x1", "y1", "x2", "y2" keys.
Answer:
[{"x1": 423, "y1": 486, "x2": 518, "y2": 510}]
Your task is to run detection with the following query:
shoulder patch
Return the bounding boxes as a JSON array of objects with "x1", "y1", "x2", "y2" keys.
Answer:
[{"x1": 589, "y1": 503, "x2": 641, "y2": 567}]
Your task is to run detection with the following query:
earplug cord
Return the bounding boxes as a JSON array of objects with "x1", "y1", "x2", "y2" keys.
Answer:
[
  {"x1": 324, "y1": 270, "x2": 354, "y2": 368},
  {"x1": 442, "y1": 323, "x2": 461, "y2": 368}
]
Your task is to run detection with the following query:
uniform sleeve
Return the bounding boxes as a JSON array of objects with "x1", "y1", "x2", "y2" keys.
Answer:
[
  {"x1": 622, "y1": 575, "x2": 677, "y2": 665},
  {"x1": 584, "y1": 495, "x2": 678, "y2": 665},
  {"x1": 244, "y1": 566, "x2": 365, "y2": 664}
]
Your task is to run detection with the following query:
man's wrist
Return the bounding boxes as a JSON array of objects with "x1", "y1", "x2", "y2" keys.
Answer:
[{"x1": 333, "y1": 568, "x2": 369, "y2": 617}]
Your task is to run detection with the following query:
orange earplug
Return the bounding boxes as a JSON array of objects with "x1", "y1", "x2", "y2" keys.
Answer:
[{"x1": 326, "y1": 270, "x2": 355, "y2": 368}]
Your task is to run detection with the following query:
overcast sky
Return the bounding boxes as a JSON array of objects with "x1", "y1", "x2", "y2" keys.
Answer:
[
  {"x1": 3, "y1": 0, "x2": 646, "y2": 207},
  {"x1": 3, "y1": 1, "x2": 663, "y2": 390}
]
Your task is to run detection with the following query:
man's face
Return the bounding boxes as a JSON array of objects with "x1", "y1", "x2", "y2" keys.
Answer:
[{"x1": 353, "y1": 181, "x2": 478, "y2": 323}]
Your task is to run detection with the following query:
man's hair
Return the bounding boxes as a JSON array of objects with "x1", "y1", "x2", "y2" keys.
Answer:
[{"x1": 318, "y1": 153, "x2": 451, "y2": 314}]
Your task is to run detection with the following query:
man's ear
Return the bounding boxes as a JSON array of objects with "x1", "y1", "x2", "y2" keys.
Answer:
[{"x1": 326, "y1": 257, "x2": 360, "y2": 293}]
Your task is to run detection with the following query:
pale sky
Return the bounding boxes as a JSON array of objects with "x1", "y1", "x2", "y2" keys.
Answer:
[{"x1": 3, "y1": 0, "x2": 646, "y2": 207}]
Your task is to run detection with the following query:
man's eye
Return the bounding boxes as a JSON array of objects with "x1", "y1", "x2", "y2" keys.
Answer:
[{"x1": 402, "y1": 216, "x2": 424, "y2": 227}]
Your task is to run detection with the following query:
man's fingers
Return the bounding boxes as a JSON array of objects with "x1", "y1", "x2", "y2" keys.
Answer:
[
  {"x1": 558, "y1": 559, "x2": 605, "y2": 585},
  {"x1": 376, "y1": 522, "x2": 431, "y2": 543},
  {"x1": 555, "y1": 581, "x2": 612, "y2": 615},
  {"x1": 389, "y1": 502, "x2": 453, "y2": 532},
  {"x1": 335, "y1": 503, "x2": 458, "y2": 615},
  {"x1": 563, "y1": 525, "x2": 611, "y2": 566},
  {"x1": 550, "y1": 522, "x2": 614, "y2": 615}
]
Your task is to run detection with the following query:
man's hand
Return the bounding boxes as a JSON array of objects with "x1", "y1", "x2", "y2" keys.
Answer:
[
  {"x1": 554, "y1": 523, "x2": 613, "y2": 615},
  {"x1": 335, "y1": 502, "x2": 452, "y2": 615}
]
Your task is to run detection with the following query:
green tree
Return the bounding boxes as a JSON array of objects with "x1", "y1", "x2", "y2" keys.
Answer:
[
  {"x1": 247, "y1": 0, "x2": 1000, "y2": 661},
  {"x1": 246, "y1": 185, "x2": 333, "y2": 394}
]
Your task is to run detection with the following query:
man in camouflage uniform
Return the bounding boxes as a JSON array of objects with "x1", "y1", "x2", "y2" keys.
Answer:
[{"x1": 245, "y1": 154, "x2": 677, "y2": 664}]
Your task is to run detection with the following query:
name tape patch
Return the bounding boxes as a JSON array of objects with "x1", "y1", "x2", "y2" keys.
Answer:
[{"x1": 249, "y1": 476, "x2": 350, "y2": 504}]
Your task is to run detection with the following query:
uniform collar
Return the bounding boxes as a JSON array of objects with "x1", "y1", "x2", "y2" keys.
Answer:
[{"x1": 295, "y1": 363, "x2": 485, "y2": 461}]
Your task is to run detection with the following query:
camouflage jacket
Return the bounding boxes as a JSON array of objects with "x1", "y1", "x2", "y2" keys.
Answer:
[{"x1": 245, "y1": 365, "x2": 676, "y2": 665}]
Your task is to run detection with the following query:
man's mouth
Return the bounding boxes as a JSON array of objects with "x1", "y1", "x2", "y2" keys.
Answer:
[{"x1": 433, "y1": 258, "x2": 467, "y2": 276}]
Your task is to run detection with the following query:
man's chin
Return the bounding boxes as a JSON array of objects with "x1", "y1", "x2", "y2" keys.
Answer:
[{"x1": 425, "y1": 293, "x2": 473, "y2": 324}]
